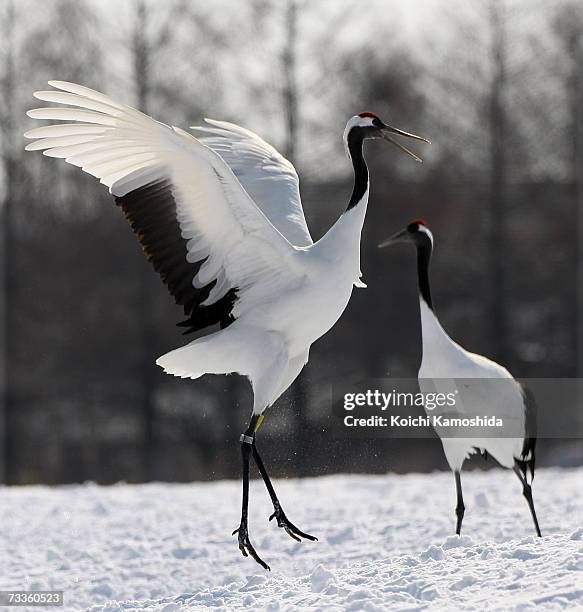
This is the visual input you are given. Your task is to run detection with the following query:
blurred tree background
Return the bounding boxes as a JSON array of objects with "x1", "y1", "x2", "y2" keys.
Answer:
[{"x1": 1, "y1": 0, "x2": 582, "y2": 485}]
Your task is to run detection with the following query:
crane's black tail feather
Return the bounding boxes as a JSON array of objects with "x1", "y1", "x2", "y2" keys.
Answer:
[{"x1": 518, "y1": 385, "x2": 537, "y2": 482}]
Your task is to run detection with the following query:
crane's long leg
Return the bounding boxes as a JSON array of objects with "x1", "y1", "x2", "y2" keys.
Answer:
[
  {"x1": 232, "y1": 412, "x2": 317, "y2": 571},
  {"x1": 454, "y1": 470, "x2": 465, "y2": 535},
  {"x1": 232, "y1": 415, "x2": 270, "y2": 571},
  {"x1": 513, "y1": 464, "x2": 542, "y2": 537},
  {"x1": 252, "y1": 434, "x2": 317, "y2": 542}
]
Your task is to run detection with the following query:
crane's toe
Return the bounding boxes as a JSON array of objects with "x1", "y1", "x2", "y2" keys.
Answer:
[
  {"x1": 269, "y1": 504, "x2": 318, "y2": 542},
  {"x1": 232, "y1": 523, "x2": 271, "y2": 571}
]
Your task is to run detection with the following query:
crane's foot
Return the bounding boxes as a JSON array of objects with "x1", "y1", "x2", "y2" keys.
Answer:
[
  {"x1": 232, "y1": 522, "x2": 270, "y2": 571},
  {"x1": 269, "y1": 501, "x2": 318, "y2": 542}
]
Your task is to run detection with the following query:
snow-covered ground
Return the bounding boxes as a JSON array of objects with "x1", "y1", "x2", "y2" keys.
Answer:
[{"x1": 1, "y1": 468, "x2": 583, "y2": 611}]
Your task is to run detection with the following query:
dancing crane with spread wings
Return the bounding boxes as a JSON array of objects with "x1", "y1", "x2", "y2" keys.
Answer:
[{"x1": 25, "y1": 81, "x2": 429, "y2": 570}]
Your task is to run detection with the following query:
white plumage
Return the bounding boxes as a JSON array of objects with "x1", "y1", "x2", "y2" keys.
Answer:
[
  {"x1": 193, "y1": 119, "x2": 313, "y2": 248},
  {"x1": 418, "y1": 297, "x2": 528, "y2": 473},
  {"x1": 26, "y1": 83, "x2": 429, "y2": 569}
]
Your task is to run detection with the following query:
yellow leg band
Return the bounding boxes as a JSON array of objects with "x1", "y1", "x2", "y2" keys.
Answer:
[{"x1": 254, "y1": 414, "x2": 266, "y2": 432}]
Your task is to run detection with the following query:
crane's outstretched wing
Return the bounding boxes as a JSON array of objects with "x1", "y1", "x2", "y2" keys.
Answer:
[
  {"x1": 25, "y1": 81, "x2": 305, "y2": 334},
  {"x1": 193, "y1": 119, "x2": 313, "y2": 247}
]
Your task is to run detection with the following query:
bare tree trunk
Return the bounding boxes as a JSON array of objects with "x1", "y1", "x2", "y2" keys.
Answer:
[
  {"x1": 565, "y1": 24, "x2": 583, "y2": 449},
  {"x1": 487, "y1": 1, "x2": 508, "y2": 364},
  {"x1": 572, "y1": 36, "x2": 583, "y2": 380},
  {"x1": 281, "y1": 0, "x2": 311, "y2": 476},
  {"x1": 132, "y1": 0, "x2": 157, "y2": 480},
  {"x1": 282, "y1": 0, "x2": 298, "y2": 165},
  {"x1": 0, "y1": 0, "x2": 17, "y2": 484}
]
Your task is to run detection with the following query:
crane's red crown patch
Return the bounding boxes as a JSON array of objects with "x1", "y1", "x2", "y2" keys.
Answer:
[
  {"x1": 358, "y1": 111, "x2": 379, "y2": 119},
  {"x1": 410, "y1": 218, "x2": 428, "y2": 227}
]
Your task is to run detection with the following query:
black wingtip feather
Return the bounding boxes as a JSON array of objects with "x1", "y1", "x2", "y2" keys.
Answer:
[{"x1": 114, "y1": 179, "x2": 238, "y2": 335}]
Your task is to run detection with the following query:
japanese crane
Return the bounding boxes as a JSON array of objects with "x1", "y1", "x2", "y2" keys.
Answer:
[
  {"x1": 379, "y1": 220, "x2": 541, "y2": 538},
  {"x1": 25, "y1": 81, "x2": 429, "y2": 570}
]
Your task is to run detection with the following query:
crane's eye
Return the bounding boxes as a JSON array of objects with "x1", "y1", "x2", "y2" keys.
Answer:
[{"x1": 372, "y1": 117, "x2": 382, "y2": 127}]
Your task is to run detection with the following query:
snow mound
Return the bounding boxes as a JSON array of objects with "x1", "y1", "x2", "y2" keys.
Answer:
[{"x1": 1, "y1": 468, "x2": 582, "y2": 610}]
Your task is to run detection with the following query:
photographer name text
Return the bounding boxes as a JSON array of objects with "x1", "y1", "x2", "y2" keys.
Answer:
[{"x1": 344, "y1": 414, "x2": 504, "y2": 428}]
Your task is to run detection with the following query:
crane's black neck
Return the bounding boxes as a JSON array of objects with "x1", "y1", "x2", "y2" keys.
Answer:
[
  {"x1": 415, "y1": 234, "x2": 433, "y2": 310},
  {"x1": 346, "y1": 128, "x2": 369, "y2": 211}
]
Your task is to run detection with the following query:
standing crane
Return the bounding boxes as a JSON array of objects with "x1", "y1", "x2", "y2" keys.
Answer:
[
  {"x1": 25, "y1": 82, "x2": 429, "y2": 570},
  {"x1": 379, "y1": 220, "x2": 541, "y2": 538}
]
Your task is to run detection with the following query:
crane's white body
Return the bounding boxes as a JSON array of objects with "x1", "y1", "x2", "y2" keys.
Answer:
[
  {"x1": 418, "y1": 298, "x2": 527, "y2": 472},
  {"x1": 25, "y1": 82, "x2": 369, "y2": 415},
  {"x1": 159, "y1": 204, "x2": 368, "y2": 412}
]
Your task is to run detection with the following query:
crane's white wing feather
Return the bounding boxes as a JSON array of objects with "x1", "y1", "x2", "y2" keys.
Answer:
[
  {"x1": 192, "y1": 119, "x2": 313, "y2": 247},
  {"x1": 25, "y1": 81, "x2": 305, "y2": 333}
]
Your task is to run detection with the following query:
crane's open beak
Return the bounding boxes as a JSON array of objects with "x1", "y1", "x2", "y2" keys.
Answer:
[
  {"x1": 378, "y1": 228, "x2": 409, "y2": 249},
  {"x1": 380, "y1": 125, "x2": 430, "y2": 163}
]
